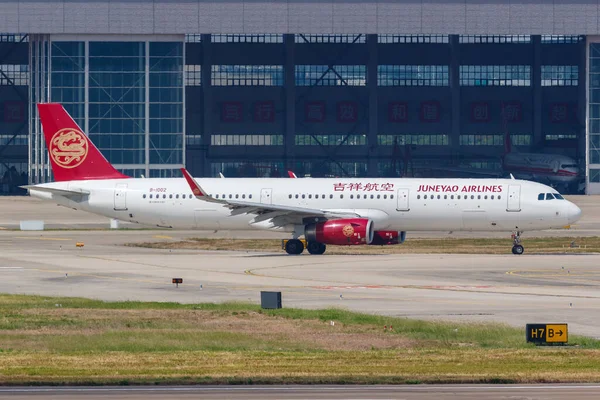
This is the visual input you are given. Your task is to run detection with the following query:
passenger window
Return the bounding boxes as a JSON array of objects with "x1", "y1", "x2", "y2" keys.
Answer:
[
  {"x1": 309, "y1": 194, "x2": 312, "y2": 199},
  {"x1": 437, "y1": 195, "x2": 440, "y2": 199},
  {"x1": 322, "y1": 195, "x2": 325, "y2": 199},
  {"x1": 162, "y1": 194, "x2": 166, "y2": 199},
  {"x1": 498, "y1": 195, "x2": 501, "y2": 200},
  {"x1": 340, "y1": 194, "x2": 344, "y2": 199},
  {"x1": 143, "y1": 194, "x2": 147, "y2": 199},
  {"x1": 249, "y1": 194, "x2": 252, "y2": 199},
  {"x1": 484, "y1": 195, "x2": 488, "y2": 200},
  {"x1": 390, "y1": 195, "x2": 394, "y2": 199},
  {"x1": 229, "y1": 194, "x2": 232, "y2": 199},
  {"x1": 235, "y1": 194, "x2": 239, "y2": 199},
  {"x1": 384, "y1": 195, "x2": 387, "y2": 199},
  {"x1": 491, "y1": 195, "x2": 494, "y2": 200},
  {"x1": 477, "y1": 195, "x2": 481, "y2": 200},
  {"x1": 350, "y1": 195, "x2": 354, "y2": 199},
  {"x1": 302, "y1": 194, "x2": 305, "y2": 199},
  {"x1": 370, "y1": 194, "x2": 374, "y2": 199},
  {"x1": 242, "y1": 194, "x2": 246, "y2": 199},
  {"x1": 471, "y1": 195, "x2": 474, "y2": 199},
  {"x1": 450, "y1": 195, "x2": 454, "y2": 199},
  {"x1": 417, "y1": 195, "x2": 421, "y2": 199},
  {"x1": 329, "y1": 194, "x2": 333, "y2": 199},
  {"x1": 423, "y1": 195, "x2": 427, "y2": 199},
  {"x1": 546, "y1": 193, "x2": 555, "y2": 200},
  {"x1": 377, "y1": 194, "x2": 381, "y2": 199},
  {"x1": 176, "y1": 194, "x2": 179, "y2": 199},
  {"x1": 169, "y1": 194, "x2": 173, "y2": 199},
  {"x1": 457, "y1": 195, "x2": 460, "y2": 199},
  {"x1": 288, "y1": 194, "x2": 292, "y2": 199}
]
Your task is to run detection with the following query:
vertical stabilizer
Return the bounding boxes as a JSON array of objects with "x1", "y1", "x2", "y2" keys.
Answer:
[{"x1": 38, "y1": 103, "x2": 129, "y2": 182}]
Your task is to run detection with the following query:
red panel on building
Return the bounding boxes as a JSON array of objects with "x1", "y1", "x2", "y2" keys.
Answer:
[
  {"x1": 549, "y1": 103, "x2": 568, "y2": 124},
  {"x1": 253, "y1": 101, "x2": 275, "y2": 123},
  {"x1": 470, "y1": 102, "x2": 490, "y2": 123},
  {"x1": 336, "y1": 101, "x2": 358, "y2": 123},
  {"x1": 221, "y1": 102, "x2": 243, "y2": 123},
  {"x1": 388, "y1": 102, "x2": 408, "y2": 123},
  {"x1": 501, "y1": 101, "x2": 523, "y2": 123},
  {"x1": 304, "y1": 101, "x2": 326, "y2": 123},
  {"x1": 419, "y1": 101, "x2": 440, "y2": 122},
  {"x1": 4, "y1": 101, "x2": 24, "y2": 123}
]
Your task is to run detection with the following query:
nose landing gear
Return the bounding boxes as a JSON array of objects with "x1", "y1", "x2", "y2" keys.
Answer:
[{"x1": 511, "y1": 232, "x2": 524, "y2": 255}]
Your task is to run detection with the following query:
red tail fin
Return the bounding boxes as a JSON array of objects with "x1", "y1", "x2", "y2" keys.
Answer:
[{"x1": 38, "y1": 103, "x2": 129, "y2": 182}]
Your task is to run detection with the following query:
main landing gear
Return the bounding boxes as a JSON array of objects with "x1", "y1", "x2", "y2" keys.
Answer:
[
  {"x1": 284, "y1": 239, "x2": 327, "y2": 255},
  {"x1": 284, "y1": 239, "x2": 304, "y2": 255},
  {"x1": 307, "y1": 241, "x2": 326, "y2": 255},
  {"x1": 511, "y1": 232, "x2": 524, "y2": 255}
]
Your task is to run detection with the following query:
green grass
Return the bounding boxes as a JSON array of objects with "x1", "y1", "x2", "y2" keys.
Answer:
[{"x1": 0, "y1": 294, "x2": 599, "y2": 385}]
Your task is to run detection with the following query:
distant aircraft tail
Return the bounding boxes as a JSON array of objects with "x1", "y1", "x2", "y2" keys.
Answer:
[{"x1": 37, "y1": 103, "x2": 129, "y2": 182}]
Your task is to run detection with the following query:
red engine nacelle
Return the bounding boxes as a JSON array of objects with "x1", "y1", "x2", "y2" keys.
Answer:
[
  {"x1": 370, "y1": 230, "x2": 407, "y2": 245},
  {"x1": 305, "y1": 218, "x2": 374, "y2": 245}
]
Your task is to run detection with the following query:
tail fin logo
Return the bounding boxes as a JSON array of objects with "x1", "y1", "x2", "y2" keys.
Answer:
[{"x1": 49, "y1": 128, "x2": 89, "y2": 169}]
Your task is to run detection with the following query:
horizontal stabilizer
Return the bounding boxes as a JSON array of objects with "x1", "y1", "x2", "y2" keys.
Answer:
[{"x1": 21, "y1": 185, "x2": 90, "y2": 197}]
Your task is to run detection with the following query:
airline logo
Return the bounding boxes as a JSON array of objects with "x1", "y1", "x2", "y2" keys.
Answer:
[
  {"x1": 49, "y1": 128, "x2": 88, "y2": 169},
  {"x1": 342, "y1": 224, "x2": 355, "y2": 237}
]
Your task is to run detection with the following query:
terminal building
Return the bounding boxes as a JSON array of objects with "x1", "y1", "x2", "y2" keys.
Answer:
[{"x1": 0, "y1": 1, "x2": 597, "y2": 193}]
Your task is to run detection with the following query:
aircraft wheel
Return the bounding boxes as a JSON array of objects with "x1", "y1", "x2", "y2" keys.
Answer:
[
  {"x1": 512, "y1": 245, "x2": 524, "y2": 255},
  {"x1": 307, "y1": 241, "x2": 326, "y2": 255},
  {"x1": 285, "y1": 239, "x2": 304, "y2": 255}
]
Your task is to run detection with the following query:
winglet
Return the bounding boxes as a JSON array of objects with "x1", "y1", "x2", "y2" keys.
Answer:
[
  {"x1": 510, "y1": 173, "x2": 515, "y2": 180},
  {"x1": 219, "y1": 172, "x2": 225, "y2": 178},
  {"x1": 180, "y1": 168, "x2": 206, "y2": 199},
  {"x1": 287, "y1": 170, "x2": 297, "y2": 178}
]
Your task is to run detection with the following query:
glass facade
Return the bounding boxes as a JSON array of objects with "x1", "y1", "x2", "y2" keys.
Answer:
[
  {"x1": 589, "y1": 43, "x2": 600, "y2": 189},
  {"x1": 30, "y1": 36, "x2": 184, "y2": 182}
]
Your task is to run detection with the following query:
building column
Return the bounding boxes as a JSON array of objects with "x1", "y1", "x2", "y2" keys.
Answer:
[
  {"x1": 201, "y1": 34, "x2": 212, "y2": 177},
  {"x1": 532, "y1": 35, "x2": 542, "y2": 146},
  {"x1": 367, "y1": 34, "x2": 378, "y2": 177},
  {"x1": 578, "y1": 36, "x2": 587, "y2": 171},
  {"x1": 449, "y1": 34, "x2": 460, "y2": 155},
  {"x1": 284, "y1": 34, "x2": 295, "y2": 170}
]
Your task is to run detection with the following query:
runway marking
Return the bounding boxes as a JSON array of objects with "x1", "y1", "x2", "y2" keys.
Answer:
[
  {"x1": 153, "y1": 235, "x2": 173, "y2": 239},
  {"x1": 1, "y1": 385, "x2": 600, "y2": 393},
  {"x1": 314, "y1": 285, "x2": 385, "y2": 290},
  {"x1": 15, "y1": 236, "x2": 71, "y2": 241},
  {"x1": 0, "y1": 267, "x2": 23, "y2": 269}
]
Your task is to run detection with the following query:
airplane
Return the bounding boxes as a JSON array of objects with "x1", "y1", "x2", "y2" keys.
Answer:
[
  {"x1": 423, "y1": 121, "x2": 581, "y2": 191},
  {"x1": 23, "y1": 103, "x2": 582, "y2": 256}
]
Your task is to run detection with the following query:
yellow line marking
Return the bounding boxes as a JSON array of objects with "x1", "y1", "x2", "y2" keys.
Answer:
[
  {"x1": 14, "y1": 236, "x2": 72, "y2": 241},
  {"x1": 153, "y1": 235, "x2": 173, "y2": 239}
]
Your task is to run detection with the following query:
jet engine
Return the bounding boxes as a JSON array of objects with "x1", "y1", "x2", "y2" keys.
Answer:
[
  {"x1": 370, "y1": 230, "x2": 407, "y2": 245},
  {"x1": 305, "y1": 218, "x2": 374, "y2": 245}
]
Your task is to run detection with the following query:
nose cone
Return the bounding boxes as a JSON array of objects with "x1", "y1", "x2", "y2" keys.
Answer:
[{"x1": 567, "y1": 202, "x2": 582, "y2": 225}]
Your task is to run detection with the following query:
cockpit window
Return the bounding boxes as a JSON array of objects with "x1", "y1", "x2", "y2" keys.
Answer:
[
  {"x1": 545, "y1": 193, "x2": 555, "y2": 200},
  {"x1": 538, "y1": 193, "x2": 544, "y2": 201},
  {"x1": 554, "y1": 193, "x2": 565, "y2": 200}
]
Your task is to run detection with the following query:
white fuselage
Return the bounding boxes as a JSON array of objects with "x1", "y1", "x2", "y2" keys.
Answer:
[{"x1": 29, "y1": 177, "x2": 581, "y2": 234}]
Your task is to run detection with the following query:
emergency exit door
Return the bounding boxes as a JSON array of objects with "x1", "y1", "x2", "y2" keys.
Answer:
[
  {"x1": 396, "y1": 188, "x2": 410, "y2": 211},
  {"x1": 260, "y1": 188, "x2": 272, "y2": 204}
]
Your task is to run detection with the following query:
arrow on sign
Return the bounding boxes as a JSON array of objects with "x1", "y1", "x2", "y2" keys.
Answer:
[{"x1": 558, "y1": 330, "x2": 564, "y2": 336}]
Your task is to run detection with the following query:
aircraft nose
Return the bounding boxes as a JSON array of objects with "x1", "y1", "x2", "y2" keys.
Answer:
[{"x1": 567, "y1": 202, "x2": 582, "y2": 225}]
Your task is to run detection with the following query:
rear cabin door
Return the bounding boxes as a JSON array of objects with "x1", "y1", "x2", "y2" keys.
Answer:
[
  {"x1": 396, "y1": 188, "x2": 410, "y2": 211},
  {"x1": 260, "y1": 188, "x2": 272, "y2": 204},
  {"x1": 507, "y1": 184, "x2": 521, "y2": 212},
  {"x1": 114, "y1": 183, "x2": 128, "y2": 211}
]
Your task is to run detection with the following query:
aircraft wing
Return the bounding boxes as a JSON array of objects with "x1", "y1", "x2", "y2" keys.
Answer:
[
  {"x1": 21, "y1": 185, "x2": 90, "y2": 198},
  {"x1": 180, "y1": 168, "x2": 359, "y2": 220}
]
